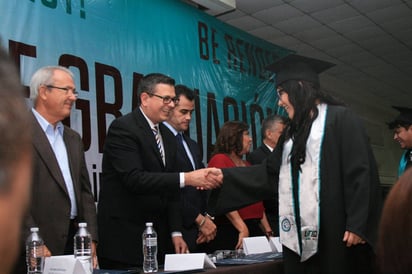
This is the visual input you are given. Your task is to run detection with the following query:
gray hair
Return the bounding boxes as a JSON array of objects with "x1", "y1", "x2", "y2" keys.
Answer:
[
  {"x1": 261, "y1": 114, "x2": 287, "y2": 139},
  {"x1": 29, "y1": 66, "x2": 74, "y2": 103}
]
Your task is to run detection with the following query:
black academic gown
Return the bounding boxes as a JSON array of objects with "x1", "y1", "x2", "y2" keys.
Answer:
[{"x1": 208, "y1": 105, "x2": 382, "y2": 274}]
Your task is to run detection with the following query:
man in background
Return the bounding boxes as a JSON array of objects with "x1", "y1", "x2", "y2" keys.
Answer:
[
  {"x1": 247, "y1": 114, "x2": 286, "y2": 236},
  {"x1": 247, "y1": 114, "x2": 287, "y2": 164},
  {"x1": 0, "y1": 45, "x2": 32, "y2": 274},
  {"x1": 163, "y1": 85, "x2": 217, "y2": 252},
  {"x1": 388, "y1": 106, "x2": 412, "y2": 176},
  {"x1": 13, "y1": 66, "x2": 98, "y2": 273}
]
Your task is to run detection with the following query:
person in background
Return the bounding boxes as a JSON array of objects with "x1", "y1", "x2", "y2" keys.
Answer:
[
  {"x1": 12, "y1": 66, "x2": 98, "y2": 273},
  {"x1": 163, "y1": 84, "x2": 217, "y2": 252},
  {"x1": 387, "y1": 106, "x2": 412, "y2": 176},
  {"x1": 0, "y1": 45, "x2": 32, "y2": 274},
  {"x1": 206, "y1": 121, "x2": 272, "y2": 252},
  {"x1": 97, "y1": 73, "x2": 222, "y2": 270},
  {"x1": 247, "y1": 114, "x2": 287, "y2": 165},
  {"x1": 247, "y1": 114, "x2": 287, "y2": 236},
  {"x1": 208, "y1": 54, "x2": 382, "y2": 274},
  {"x1": 377, "y1": 168, "x2": 412, "y2": 274}
]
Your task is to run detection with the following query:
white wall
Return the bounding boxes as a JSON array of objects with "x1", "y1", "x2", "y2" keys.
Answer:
[{"x1": 321, "y1": 74, "x2": 401, "y2": 187}]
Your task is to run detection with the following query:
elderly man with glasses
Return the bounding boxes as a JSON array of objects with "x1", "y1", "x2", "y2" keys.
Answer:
[{"x1": 12, "y1": 66, "x2": 98, "y2": 273}]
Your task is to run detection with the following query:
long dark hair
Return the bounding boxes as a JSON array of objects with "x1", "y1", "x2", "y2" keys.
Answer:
[{"x1": 279, "y1": 79, "x2": 343, "y2": 170}]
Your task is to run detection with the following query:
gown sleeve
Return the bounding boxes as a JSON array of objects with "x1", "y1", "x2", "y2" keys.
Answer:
[{"x1": 207, "y1": 140, "x2": 283, "y2": 216}]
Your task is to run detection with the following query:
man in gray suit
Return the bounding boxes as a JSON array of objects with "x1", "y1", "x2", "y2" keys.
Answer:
[{"x1": 12, "y1": 66, "x2": 98, "y2": 273}]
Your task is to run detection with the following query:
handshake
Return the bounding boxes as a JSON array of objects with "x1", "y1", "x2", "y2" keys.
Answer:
[{"x1": 184, "y1": 167, "x2": 223, "y2": 190}]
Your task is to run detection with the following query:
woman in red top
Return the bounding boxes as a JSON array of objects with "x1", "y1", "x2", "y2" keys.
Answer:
[{"x1": 206, "y1": 121, "x2": 272, "y2": 251}]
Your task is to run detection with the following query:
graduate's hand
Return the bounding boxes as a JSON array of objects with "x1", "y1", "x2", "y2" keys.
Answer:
[
  {"x1": 184, "y1": 168, "x2": 222, "y2": 190},
  {"x1": 172, "y1": 235, "x2": 189, "y2": 254},
  {"x1": 342, "y1": 231, "x2": 366, "y2": 247}
]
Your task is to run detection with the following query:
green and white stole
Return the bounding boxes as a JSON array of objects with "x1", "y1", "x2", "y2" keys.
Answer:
[{"x1": 279, "y1": 103, "x2": 327, "y2": 262}]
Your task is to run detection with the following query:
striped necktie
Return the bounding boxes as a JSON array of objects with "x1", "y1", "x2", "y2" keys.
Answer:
[{"x1": 152, "y1": 125, "x2": 164, "y2": 164}]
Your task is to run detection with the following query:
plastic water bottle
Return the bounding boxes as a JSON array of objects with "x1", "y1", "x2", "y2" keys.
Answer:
[
  {"x1": 26, "y1": 227, "x2": 45, "y2": 274},
  {"x1": 142, "y1": 222, "x2": 158, "y2": 273},
  {"x1": 74, "y1": 222, "x2": 92, "y2": 274}
]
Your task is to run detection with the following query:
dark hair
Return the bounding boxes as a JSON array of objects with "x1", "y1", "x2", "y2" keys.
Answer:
[
  {"x1": 279, "y1": 79, "x2": 343, "y2": 171},
  {"x1": 0, "y1": 46, "x2": 31, "y2": 192},
  {"x1": 387, "y1": 120, "x2": 412, "y2": 130},
  {"x1": 175, "y1": 84, "x2": 195, "y2": 101},
  {"x1": 261, "y1": 114, "x2": 288, "y2": 140},
  {"x1": 137, "y1": 73, "x2": 175, "y2": 105},
  {"x1": 377, "y1": 168, "x2": 412, "y2": 274},
  {"x1": 213, "y1": 121, "x2": 249, "y2": 156}
]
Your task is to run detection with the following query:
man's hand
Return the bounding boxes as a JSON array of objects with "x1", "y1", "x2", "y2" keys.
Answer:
[
  {"x1": 342, "y1": 231, "x2": 366, "y2": 247},
  {"x1": 92, "y1": 241, "x2": 98, "y2": 269},
  {"x1": 172, "y1": 236, "x2": 189, "y2": 254},
  {"x1": 43, "y1": 245, "x2": 52, "y2": 257},
  {"x1": 185, "y1": 168, "x2": 223, "y2": 190},
  {"x1": 195, "y1": 215, "x2": 217, "y2": 244}
]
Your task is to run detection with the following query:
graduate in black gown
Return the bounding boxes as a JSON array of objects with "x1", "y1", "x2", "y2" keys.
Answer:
[{"x1": 208, "y1": 54, "x2": 382, "y2": 274}]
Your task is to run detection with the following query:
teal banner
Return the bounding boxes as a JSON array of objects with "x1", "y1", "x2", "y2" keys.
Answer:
[{"x1": 0, "y1": 0, "x2": 290, "y2": 198}]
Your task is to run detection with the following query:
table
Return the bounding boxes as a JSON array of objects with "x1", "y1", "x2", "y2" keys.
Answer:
[
  {"x1": 207, "y1": 258, "x2": 283, "y2": 274},
  {"x1": 96, "y1": 258, "x2": 283, "y2": 274}
]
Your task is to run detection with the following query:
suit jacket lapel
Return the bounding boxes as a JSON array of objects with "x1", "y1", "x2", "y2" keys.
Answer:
[
  {"x1": 31, "y1": 114, "x2": 69, "y2": 195},
  {"x1": 160, "y1": 123, "x2": 176, "y2": 169},
  {"x1": 63, "y1": 129, "x2": 81, "y2": 206},
  {"x1": 182, "y1": 135, "x2": 199, "y2": 170},
  {"x1": 262, "y1": 145, "x2": 272, "y2": 156},
  {"x1": 135, "y1": 109, "x2": 165, "y2": 168}
]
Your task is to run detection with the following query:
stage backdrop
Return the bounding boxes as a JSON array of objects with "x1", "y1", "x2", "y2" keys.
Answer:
[{"x1": 0, "y1": 0, "x2": 291, "y2": 200}]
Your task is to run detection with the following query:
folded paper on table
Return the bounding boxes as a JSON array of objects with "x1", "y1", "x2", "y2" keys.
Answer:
[
  {"x1": 164, "y1": 253, "x2": 216, "y2": 271},
  {"x1": 269, "y1": 236, "x2": 283, "y2": 252},
  {"x1": 242, "y1": 236, "x2": 273, "y2": 255},
  {"x1": 44, "y1": 255, "x2": 88, "y2": 274}
]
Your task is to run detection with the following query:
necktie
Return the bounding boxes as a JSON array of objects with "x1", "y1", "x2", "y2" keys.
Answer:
[
  {"x1": 152, "y1": 126, "x2": 164, "y2": 164},
  {"x1": 176, "y1": 133, "x2": 193, "y2": 171}
]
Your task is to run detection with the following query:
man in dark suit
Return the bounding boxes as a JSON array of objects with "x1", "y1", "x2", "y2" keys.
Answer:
[
  {"x1": 247, "y1": 114, "x2": 286, "y2": 164},
  {"x1": 97, "y1": 73, "x2": 222, "y2": 270},
  {"x1": 163, "y1": 85, "x2": 217, "y2": 252},
  {"x1": 246, "y1": 114, "x2": 286, "y2": 236},
  {"x1": 12, "y1": 66, "x2": 98, "y2": 273}
]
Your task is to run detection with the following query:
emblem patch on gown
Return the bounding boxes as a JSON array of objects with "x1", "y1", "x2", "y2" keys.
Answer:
[
  {"x1": 303, "y1": 229, "x2": 318, "y2": 240},
  {"x1": 281, "y1": 217, "x2": 291, "y2": 232}
]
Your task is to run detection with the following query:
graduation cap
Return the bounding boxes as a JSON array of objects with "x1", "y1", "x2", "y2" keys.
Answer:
[
  {"x1": 266, "y1": 54, "x2": 335, "y2": 86},
  {"x1": 387, "y1": 106, "x2": 412, "y2": 128}
]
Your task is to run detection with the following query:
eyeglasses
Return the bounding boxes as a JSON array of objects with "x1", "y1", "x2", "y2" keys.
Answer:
[
  {"x1": 147, "y1": 92, "x2": 179, "y2": 104},
  {"x1": 276, "y1": 87, "x2": 285, "y2": 98},
  {"x1": 45, "y1": 85, "x2": 78, "y2": 97}
]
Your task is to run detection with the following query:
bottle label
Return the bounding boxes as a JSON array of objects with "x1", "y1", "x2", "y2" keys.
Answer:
[{"x1": 145, "y1": 237, "x2": 157, "y2": 247}]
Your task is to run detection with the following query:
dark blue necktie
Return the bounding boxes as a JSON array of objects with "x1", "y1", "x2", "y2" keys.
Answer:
[{"x1": 176, "y1": 133, "x2": 193, "y2": 171}]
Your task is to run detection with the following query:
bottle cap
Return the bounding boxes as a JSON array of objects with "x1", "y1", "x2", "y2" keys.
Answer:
[
  {"x1": 78, "y1": 222, "x2": 87, "y2": 227},
  {"x1": 30, "y1": 227, "x2": 39, "y2": 232},
  {"x1": 145, "y1": 222, "x2": 153, "y2": 226}
]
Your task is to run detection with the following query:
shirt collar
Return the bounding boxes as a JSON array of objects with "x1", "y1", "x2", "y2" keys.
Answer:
[
  {"x1": 263, "y1": 141, "x2": 274, "y2": 152},
  {"x1": 32, "y1": 108, "x2": 64, "y2": 135},
  {"x1": 162, "y1": 121, "x2": 179, "y2": 136},
  {"x1": 139, "y1": 107, "x2": 158, "y2": 129}
]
